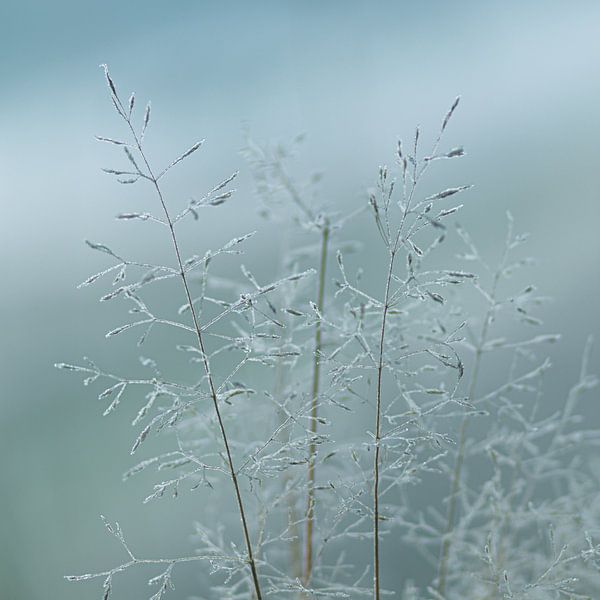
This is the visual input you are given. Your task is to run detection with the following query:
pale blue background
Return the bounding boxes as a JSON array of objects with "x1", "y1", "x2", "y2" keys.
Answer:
[{"x1": 1, "y1": 1, "x2": 599, "y2": 598}]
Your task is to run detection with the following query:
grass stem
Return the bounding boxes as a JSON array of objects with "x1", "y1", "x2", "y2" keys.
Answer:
[
  {"x1": 123, "y1": 116, "x2": 264, "y2": 600},
  {"x1": 304, "y1": 220, "x2": 330, "y2": 586},
  {"x1": 373, "y1": 244, "x2": 398, "y2": 600},
  {"x1": 436, "y1": 240, "x2": 509, "y2": 597}
]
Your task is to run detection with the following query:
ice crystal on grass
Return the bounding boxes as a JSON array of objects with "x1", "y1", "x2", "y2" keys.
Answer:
[{"x1": 57, "y1": 68, "x2": 600, "y2": 600}]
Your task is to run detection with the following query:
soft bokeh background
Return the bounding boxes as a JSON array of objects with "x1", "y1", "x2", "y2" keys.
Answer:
[{"x1": 1, "y1": 1, "x2": 599, "y2": 598}]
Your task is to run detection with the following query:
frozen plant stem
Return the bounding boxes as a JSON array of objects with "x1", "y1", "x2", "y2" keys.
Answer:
[
  {"x1": 435, "y1": 347, "x2": 481, "y2": 597},
  {"x1": 373, "y1": 241, "x2": 399, "y2": 600},
  {"x1": 103, "y1": 68, "x2": 263, "y2": 600},
  {"x1": 259, "y1": 147, "x2": 329, "y2": 586},
  {"x1": 436, "y1": 230, "x2": 511, "y2": 597},
  {"x1": 304, "y1": 219, "x2": 330, "y2": 586},
  {"x1": 369, "y1": 101, "x2": 460, "y2": 596}
]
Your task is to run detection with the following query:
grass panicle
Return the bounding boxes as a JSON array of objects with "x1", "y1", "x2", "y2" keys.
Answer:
[{"x1": 57, "y1": 69, "x2": 600, "y2": 600}]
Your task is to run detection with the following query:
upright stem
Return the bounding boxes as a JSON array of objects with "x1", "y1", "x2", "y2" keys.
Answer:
[
  {"x1": 304, "y1": 221, "x2": 330, "y2": 586},
  {"x1": 373, "y1": 246, "x2": 397, "y2": 600},
  {"x1": 436, "y1": 264, "x2": 504, "y2": 598},
  {"x1": 436, "y1": 346, "x2": 483, "y2": 597},
  {"x1": 127, "y1": 123, "x2": 263, "y2": 600}
]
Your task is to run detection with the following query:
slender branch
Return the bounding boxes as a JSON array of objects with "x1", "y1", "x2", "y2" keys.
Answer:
[
  {"x1": 369, "y1": 121, "x2": 441, "y2": 597},
  {"x1": 435, "y1": 344, "x2": 483, "y2": 596},
  {"x1": 304, "y1": 220, "x2": 330, "y2": 586},
  {"x1": 373, "y1": 243, "x2": 398, "y2": 600},
  {"x1": 436, "y1": 234, "x2": 510, "y2": 597},
  {"x1": 113, "y1": 98, "x2": 263, "y2": 599}
]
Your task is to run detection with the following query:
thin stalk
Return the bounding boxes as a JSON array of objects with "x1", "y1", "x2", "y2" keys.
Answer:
[
  {"x1": 124, "y1": 118, "x2": 263, "y2": 600},
  {"x1": 304, "y1": 220, "x2": 330, "y2": 586},
  {"x1": 436, "y1": 346, "x2": 483, "y2": 596},
  {"x1": 436, "y1": 253, "x2": 507, "y2": 598},
  {"x1": 370, "y1": 157, "x2": 417, "y2": 599},
  {"x1": 273, "y1": 226, "x2": 303, "y2": 581},
  {"x1": 273, "y1": 311, "x2": 303, "y2": 580},
  {"x1": 373, "y1": 244, "x2": 398, "y2": 600},
  {"x1": 370, "y1": 102, "x2": 460, "y2": 599}
]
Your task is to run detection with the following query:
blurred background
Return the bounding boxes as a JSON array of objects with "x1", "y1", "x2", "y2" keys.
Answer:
[{"x1": 1, "y1": 1, "x2": 599, "y2": 598}]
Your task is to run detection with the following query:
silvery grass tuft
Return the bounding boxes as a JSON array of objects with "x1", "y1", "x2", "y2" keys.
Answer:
[{"x1": 56, "y1": 66, "x2": 600, "y2": 600}]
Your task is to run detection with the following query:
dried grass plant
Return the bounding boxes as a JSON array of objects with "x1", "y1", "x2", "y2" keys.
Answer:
[{"x1": 57, "y1": 67, "x2": 600, "y2": 600}]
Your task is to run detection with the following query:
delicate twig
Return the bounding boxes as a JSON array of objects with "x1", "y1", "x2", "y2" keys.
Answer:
[
  {"x1": 436, "y1": 218, "x2": 512, "y2": 597},
  {"x1": 304, "y1": 219, "x2": 330, "y2": 586},
  {"x1": 101, "y1": 66, "x2": 264, "y2": 600}
]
